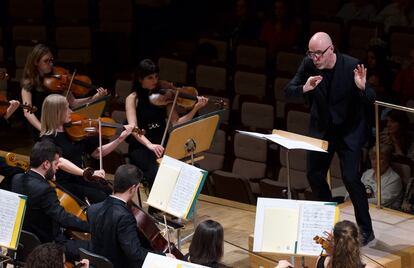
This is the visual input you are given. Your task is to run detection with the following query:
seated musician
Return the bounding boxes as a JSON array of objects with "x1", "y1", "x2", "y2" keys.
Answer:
[
  {"x1": 11, "y1": 141, "x2": 89, "y2": 261},
  {"x1": 20, "y1": 44, "x2": 108, "y2": 141},
  {"x1": 125, "y1": 59, "x2": 208, "y2": 189},
  {"x1": 185, "y1": 220, "x2": 231, "y2": 268},
  {"x1": 25, "y1": 243, "x2": 89, "y2": 268},
  {"x1": 40, "y1": 94, "x2": 134, "y2": 203},
  {"x1": 0, "y1": 99, "x2": 25, "y2": 190},
  {"x1": 87, "y1": 164, "x2": 175, "y2": 268}
]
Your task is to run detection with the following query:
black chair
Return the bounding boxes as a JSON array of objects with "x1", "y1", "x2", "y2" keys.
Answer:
[
  {"x1": 79, "y1": 248, "x2": 113, "y2": 268},
  {"x1": 6, "y1": 230, "x2": 41, "y2": 267}
]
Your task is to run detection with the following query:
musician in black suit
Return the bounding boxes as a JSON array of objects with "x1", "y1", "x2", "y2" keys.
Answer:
[
  {"x1": 285, "y1": 32, "x2": 376, "y2": 245},
  {"x1": 88, "y1": 164, "x2": 173, "y2": 268},
  {"x1": 11, "y1": 141, "x2": 89, "y2": 261}
]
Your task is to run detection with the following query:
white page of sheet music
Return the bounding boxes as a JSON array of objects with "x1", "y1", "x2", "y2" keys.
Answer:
[
  {"x1": 0, "y1": 189, "x2": 21, "y2": 247},
  {"x1": 253, "y1": 198, "x2": 300, "y2": 253},
  {"x1": 143, "y1": 252, "x2": 209, "y2": 268},
  {"x1": 236, "y1": 130, "x2": 327, "y2": 152},
  {"x1": 296, "y1": 201, "x2": 336, "y2": 255},
  {"x1": 166, "y1": 163, "x2": 203, "y2": 218},
  {"x1": 147, "y1": 163, "x2": 181, "y2": 211}
]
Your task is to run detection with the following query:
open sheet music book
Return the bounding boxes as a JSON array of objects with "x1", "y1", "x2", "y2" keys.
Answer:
[
  {"x1": 143, "y1": 252, "x2": 209, "y2": 268},
  {"x1": 146, "y1": 155, "x2": 207, "y2": 220},
  {"x1": 253, "y1": 198, "x2": 339, "y2": 256},
  {"x1": 237, "y1": 130, "x2": 327, "y2": 152},
  {"x1": 0, "y1": 189, "x2": 27, "y2": 250}
]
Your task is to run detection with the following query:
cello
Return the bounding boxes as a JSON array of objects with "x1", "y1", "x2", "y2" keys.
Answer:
[
  {"x1": 130, "y1": 202, "x2": 185, "y2": 259},
  {"x1": 4, "y1": 152, "x2": 90, "y2": 241}
]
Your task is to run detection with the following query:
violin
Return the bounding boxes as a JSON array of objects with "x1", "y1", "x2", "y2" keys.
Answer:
[
  {"x1": 313, "y1": 235, "x2": 333, "y2": 255},
  {"x1": 65, "y1": 112, "x2": 145, "y2": 141},
  {"x1": 43, "y1": 66, "x2": 102, "y2": 97},
  {"x1": 4, "y1": 152, "x2": 90, "y2": 241},
  {"x1": 149, "y1": 86, "x2": 227, "y2": 110},
  {"x1": 130, "y1": 202, "x2": 184, "y2": 260},
  {"x1": 0, "y1": 95, "x2": 37, "y2": 116}
]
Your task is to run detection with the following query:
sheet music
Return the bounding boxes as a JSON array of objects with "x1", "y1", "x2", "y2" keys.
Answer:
[
  {"x1": 143, "y1": 252, "x2": 208, "y2": 268},
  {"x1": 166, "y1": 164, "x2": 203, "y2": 218},
  {"x1": 147, "y1": 164, "x2": 181, "y2": 211},
  {"x1": 296, "y1": 202, "x2": 336, "y2": 255},
  {"x1": 236, "y1": 130, "x2": 327, "y2": 152},
  {"x1": 253, "y1": 198, "x2": 300, "y2": 252},
  {"x1": 0, "y1": 189, "x2": 22, "y2": 247},
  {"x1": 261, "y1": 207, "x2": 298, "y2": 254}
]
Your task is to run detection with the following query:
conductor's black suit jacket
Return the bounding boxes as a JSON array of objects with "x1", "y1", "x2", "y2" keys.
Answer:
[{"x1": 285, "y1": 53, "x2": 376, "y2": 150}]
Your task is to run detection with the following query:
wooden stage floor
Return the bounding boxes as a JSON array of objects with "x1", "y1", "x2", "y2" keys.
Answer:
[{"x1": 178, "y1": 195, "x2": 414, "y2": 268}]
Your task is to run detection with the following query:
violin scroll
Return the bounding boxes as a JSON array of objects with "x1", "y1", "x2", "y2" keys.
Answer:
[
  {"x1": 5, "y1": 152, "x2": 29, "y2": 171},
  {"x1": 313, "y1": 235, "x2": 333, "y2": 255}
]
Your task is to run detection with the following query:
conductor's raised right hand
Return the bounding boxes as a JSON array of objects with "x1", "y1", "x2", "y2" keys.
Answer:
[
  {"x1": 148, "y1": 143, "x2": 164, "y2": 158},
  {"x1": 303, "y1": 75, "x2": 323, "y2": 93}
]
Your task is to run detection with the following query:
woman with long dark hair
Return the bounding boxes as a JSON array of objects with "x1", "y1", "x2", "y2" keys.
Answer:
[
  {"x1": 186, "y1": 220, "x2": 230, "y2": 268},
  {"x1": 125, "y1": 59, "x2": 207, "y2": 188}
]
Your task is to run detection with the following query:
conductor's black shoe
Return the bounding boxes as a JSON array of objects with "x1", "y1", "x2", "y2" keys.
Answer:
[{"x1": 361, "y1": 232, "x2": 375, "y2": 246}]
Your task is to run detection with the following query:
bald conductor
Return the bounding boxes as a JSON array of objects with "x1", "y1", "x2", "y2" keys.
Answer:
[{"x1": 285, "y1": 32, "x2": 376, "y2": 245}]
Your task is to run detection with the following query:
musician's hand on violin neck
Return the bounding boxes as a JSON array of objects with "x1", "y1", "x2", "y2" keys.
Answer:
[
  {"x1": 194, "y1": 96, "x2": 208, "y2": 110},
  {"x1": 118, "y1": 124, "x2": 135, "y2": 141},
  {"x1": 93, "y1": 87, "x2": 108, "y2": 99}
]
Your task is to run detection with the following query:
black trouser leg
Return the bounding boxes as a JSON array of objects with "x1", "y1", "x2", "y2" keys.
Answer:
[
  {"x1": 307, "y1": 149, "x2": 335, "y2": 201},
  {"x1": 338, "y1": 147, "x2": 373, "y2": 235}
]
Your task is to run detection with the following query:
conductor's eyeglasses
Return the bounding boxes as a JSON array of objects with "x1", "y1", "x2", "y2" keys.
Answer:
[{"x1": 307, "y1": 46, "x2": 331, "y2": 59}]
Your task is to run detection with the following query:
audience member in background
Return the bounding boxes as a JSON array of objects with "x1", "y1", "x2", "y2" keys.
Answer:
[
  {"x1": 25, "y1": 243, "x2": 89, "y2": 268},
  {"x1": 393, "y1": 48, "x2": 414, "y2": 103},
  {"x1": 336, "y1": 0, "x2": 376, "y2": 23},
  {"x1": 401, "y1": 177, "x2": 414, "y2": 213},
  {"x1": 316, "y1": 220, "x2": 375, "y2": 268},
  {"x1": 365, "y1": 45, "x2": 395, "y2": 96},
  {"x1": 345, "y1": 144, "x2": 403, "y2": 209},
  {"x1": 375, "y1": 0, "x2": 414, "y2": 33},
  {"x1": 186, "y1": 220, "x2": 231, "y2": 268},
  {"x1": 380, "y1": 109, "x2": 414, "y2": 158},
  {"x1": 224, "y1": 0, "x2": 262, "y2": 42},
  {"x1": 260, "y1": 0, "x2": 300, "y2": 57},
  {"x1": 11, "y1": 141, "x2": 90, "y2": 261}
]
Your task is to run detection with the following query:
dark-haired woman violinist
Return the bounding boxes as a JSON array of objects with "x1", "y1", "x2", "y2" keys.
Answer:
[{"x1": 125, "y1": 59, "x2": 207, "y2": 188}]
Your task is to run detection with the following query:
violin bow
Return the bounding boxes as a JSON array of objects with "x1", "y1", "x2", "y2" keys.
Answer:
[
  {"x1": 160, "y1": 89, "x2": 180, "y2": 148},
  {"x1": 65, "y1": 69, "x2": 77, "y2": 98},
  {"x1": 98, "y1": 118, "x2": 103, "y2": 170},
  {"x1": 163, "y1": 215, "x2": 172, "y2": 254}
]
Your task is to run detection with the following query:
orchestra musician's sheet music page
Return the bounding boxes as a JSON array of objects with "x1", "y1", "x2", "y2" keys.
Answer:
[
  {"x1": 0, "y1": 189, "x2": 27, "y2": 250},
  {"x1": 253, "y1": 198, "x2": 338, "y2": 256},
  {"x1": 146, "y1": 155, "x2": 207, "y2": 219}
]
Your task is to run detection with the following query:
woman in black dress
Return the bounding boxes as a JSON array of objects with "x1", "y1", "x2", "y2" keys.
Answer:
[
  {"x1": 125, "y1": 59, "x2": 207, "y2": 187},
  {"x1": 21, "y1": 44, "x2": 107, "y2": 141},
  {"x1": 40, "y1": 94, "x2": 134, "y2": 203}
]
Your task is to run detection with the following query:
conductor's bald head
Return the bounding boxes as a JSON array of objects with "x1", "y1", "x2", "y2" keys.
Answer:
[{"x1": 307, "y1": 32, "x2": 336, "y2": 69}]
